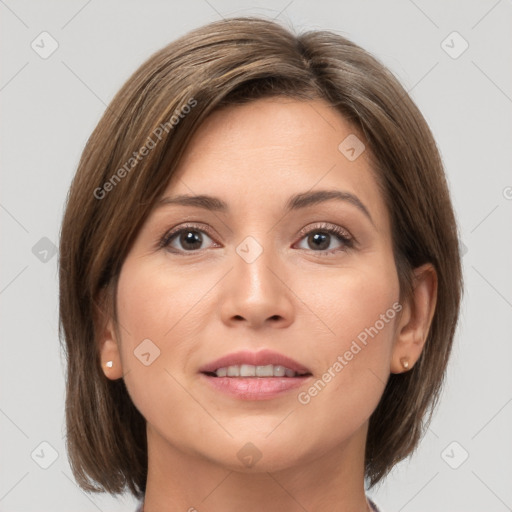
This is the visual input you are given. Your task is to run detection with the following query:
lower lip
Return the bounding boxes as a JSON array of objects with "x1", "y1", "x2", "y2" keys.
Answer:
[{"x1": 200, "y1": 373, "x2": 311, "y2": 400}]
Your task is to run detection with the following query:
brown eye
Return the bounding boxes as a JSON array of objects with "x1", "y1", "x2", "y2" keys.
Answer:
[
  {"x1": 173, "y1": 230, "x2": 205, "y2": 251},
  {"x1": 160, "y1": 224, "x2": 218, "y2": 253},
  {"x1": 307, "y1": 232, "x2": 334, "y2": 251},
  {"x1": 294, "y1": 224, "x2": 354, "y2": 255}
]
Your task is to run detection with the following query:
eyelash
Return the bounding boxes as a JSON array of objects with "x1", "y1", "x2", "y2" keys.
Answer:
[{"x1": 158, "y1": 222, "x2": 355, "y2": 256}]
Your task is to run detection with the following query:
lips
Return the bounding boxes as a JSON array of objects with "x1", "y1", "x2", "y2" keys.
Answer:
[
  {"x1": 199, "y1": 349, "x2": 312, "y2": 377},
  {"x1": 199, "y1": 349, "x2": 312, "y2": 400}
]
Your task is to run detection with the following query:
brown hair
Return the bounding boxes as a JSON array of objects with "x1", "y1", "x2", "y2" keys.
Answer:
[{"x1": 58, "y1": 16, "x2": 463, "y2": 498}]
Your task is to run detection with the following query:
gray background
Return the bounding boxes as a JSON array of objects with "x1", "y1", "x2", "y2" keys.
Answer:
[{"x1": 1, "y1": 0, "x2": 511, "y2": 511}]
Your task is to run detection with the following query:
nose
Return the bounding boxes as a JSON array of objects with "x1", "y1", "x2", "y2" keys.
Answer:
[{"x1": 220, "y1": 237, "x2": 295, "y2": 330}]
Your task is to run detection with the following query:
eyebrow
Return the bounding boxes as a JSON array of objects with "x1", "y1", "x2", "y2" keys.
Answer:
[{"x1": 156, "y1": 189, "x2": 374, "y2": 226}]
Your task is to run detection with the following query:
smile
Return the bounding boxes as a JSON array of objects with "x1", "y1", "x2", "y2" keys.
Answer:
[{"x1": 206, "y1": 364, "x2": 310, "y2": 378}]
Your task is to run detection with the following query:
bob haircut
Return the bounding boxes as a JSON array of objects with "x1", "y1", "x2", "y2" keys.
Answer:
[{"x1": 59, "y1": 16, "x2": 463, "y2": 498}]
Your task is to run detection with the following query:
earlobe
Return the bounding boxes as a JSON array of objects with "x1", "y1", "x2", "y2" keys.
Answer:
[
  {"x1": 391, "y1": 263, "x2": 438, "y2": 374},
  {"x1": 99, "y1": 327, "x2": 124, "y2": 380},
  {"x1": 95, "y1": 297, "x2": 124, "y2": 379},
  {"x1": 94, "y1": 288, "x2": 124, "y2": 380}
]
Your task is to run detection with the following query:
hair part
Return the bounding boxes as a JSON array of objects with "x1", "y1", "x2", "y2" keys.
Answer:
[{"x1": 59, "y1": 16, "x2": 463, "y2": 498}]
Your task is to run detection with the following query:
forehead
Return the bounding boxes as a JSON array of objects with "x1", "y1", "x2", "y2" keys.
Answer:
[{"x1": 159, "y1": 97, "x2": 388, "y2": 229}]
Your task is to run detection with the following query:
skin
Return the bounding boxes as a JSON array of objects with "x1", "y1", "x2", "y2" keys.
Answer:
[{"x1": 99, "y1": 97, "x2": 437, "y2": 512}]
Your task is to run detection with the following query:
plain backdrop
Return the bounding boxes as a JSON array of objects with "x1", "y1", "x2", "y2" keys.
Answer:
[{"x1": 1, "y1": 1, "x2": 511, "y2": 511}]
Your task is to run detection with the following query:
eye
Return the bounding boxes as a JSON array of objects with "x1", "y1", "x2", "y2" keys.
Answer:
[
  {"x1": 159, "y1": 222, "x2": 354, "y2": 255},
  {"x1": 294, "y1": 223, "x2": 354, "y2": 255},
  {"x1": 159, "y1": 223, "x2": 219, "y2": 254}
]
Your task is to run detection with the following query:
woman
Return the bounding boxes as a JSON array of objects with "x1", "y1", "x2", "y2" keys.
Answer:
[{"x1": 59, "y1": 16, "x2": 463, "y2": 512}]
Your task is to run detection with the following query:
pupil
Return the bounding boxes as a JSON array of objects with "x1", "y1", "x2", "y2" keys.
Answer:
[
  {"x1": 181, "y1": 231, "x2": 202, "y2": 250},
  {"x1": 310, "y1": 232, "x2": 329, "y2": 250}
]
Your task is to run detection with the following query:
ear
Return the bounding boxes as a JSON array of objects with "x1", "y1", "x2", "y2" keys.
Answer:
[
  {"x1": 391, "y1": 263, "x2": 438, "y2": 374},
  {"x1": 94, "y1": 289, "x2": 124, "y2": 380}
]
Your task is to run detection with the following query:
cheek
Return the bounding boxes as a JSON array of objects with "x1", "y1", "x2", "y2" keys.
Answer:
[
  {"x1": 113, "y1": 260, "x2": 182, "y2": 388},
  {"x1": 296, "y1": 258, "x2": 400, "y2": 349},
  {"x1": 117, "y1": 258, "x2": 197, "y2": 423},
  {"x1": 277, "y1": 285, "x2": 399, "y2": 467},
  {"x1": 113, "y1": 257, "x2": 217, "y2": 425},
  {"x1": 292, "y1": 260, "x2": 400, "y2": 416},
  {"x1": 116, "y1": 258, "x2": 203, "y2": 347}
]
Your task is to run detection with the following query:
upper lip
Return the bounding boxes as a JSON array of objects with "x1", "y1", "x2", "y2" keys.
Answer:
[{"x1": 199, "y1": 349, "x2": 311, "y2": 374}]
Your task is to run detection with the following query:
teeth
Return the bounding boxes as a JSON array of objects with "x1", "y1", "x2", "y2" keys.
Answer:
[
  {"x1": 273, "y1": 365, "x2": 286, "y2": 377},
  {"x1": 241, "y1": 364, "x2": 256, "y2": 377},
  {"x1": 216, "y1": 367, "x2": 228, "y2": 377},
  {"x1": 213, "y1": 364, "x2": 306, "y2": 378},
  {"x1": 227, "y1": 366, "x2": 239, "y2": 377}
]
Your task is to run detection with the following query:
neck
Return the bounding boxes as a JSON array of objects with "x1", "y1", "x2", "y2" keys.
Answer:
[{"x1": 141, "y1": 422, "x2": 371, "y2": 512}]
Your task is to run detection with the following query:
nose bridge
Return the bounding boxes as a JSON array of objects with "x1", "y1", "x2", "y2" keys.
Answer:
[
  {"x1": 234, "y1": 233, "x2": 280, "y2": 298},
  {"x1": 220, "y1": 231, "x2": 294, "y2": 327}
]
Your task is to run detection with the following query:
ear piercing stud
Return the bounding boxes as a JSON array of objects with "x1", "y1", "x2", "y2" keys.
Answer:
[
  {"x1": 106, "y1": 361, "x2": 113, "y2": 368},
  {"x1": 400, "y1": 357, "x2": 409, "y2": 370}
]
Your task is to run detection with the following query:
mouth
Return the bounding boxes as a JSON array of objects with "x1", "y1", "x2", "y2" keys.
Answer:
[
  {"x1": 202, "y1": 364, "x2": 311, "y2": 378},
  {"x1": 199, "y1": 350, "x2": 313, "y2": 400}
]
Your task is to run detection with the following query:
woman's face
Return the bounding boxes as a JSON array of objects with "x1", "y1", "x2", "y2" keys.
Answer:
[{"x1": 105, "y1": 97, "x2": 403, "y2": 472}]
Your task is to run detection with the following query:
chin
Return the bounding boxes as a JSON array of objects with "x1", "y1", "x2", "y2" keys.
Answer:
[{"x1": 197, "y1": 433, "x2": 314, "y2": 473}]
